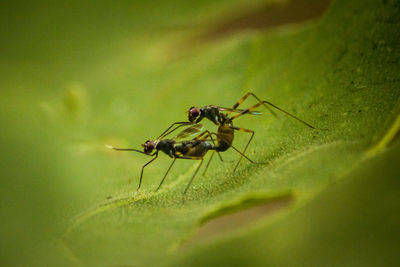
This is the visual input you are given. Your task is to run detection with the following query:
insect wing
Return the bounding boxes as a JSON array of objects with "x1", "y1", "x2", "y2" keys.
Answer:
[
  {"x1": 218, "y1": 107, "x2": 263, "y2": 115},
  {"x1": 174, "y1": 124, "x2": 204, "y2": 139}
]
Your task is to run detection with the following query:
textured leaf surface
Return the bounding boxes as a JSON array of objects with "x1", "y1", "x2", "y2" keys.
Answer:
[{"x1": 0, "y1": 0, "x2": 399, "y2": 266}]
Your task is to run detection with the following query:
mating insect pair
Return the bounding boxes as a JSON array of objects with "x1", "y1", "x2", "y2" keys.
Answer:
[{"x1": 107, "y1": 92, "x2": 320, "y2": 196}]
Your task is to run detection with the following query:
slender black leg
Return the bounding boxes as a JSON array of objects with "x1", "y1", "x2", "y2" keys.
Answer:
[
  {"x1": 137, "y1": 153, "x2": 158, "y2": 191},
  {"x1": 208, "y1": 125, "x2": 255, "y2": 172},
  {"x1": 155, "y1": 158, "x2": 176, "y2": 192},
  {"x1": 230, "y1": 145, "x2": 267, "y2": 165},
  {"x1": 198, "y1": 130, "x2": 215, "y2": 176},
  {"x1": 196, "y1": 130, "x2": 223, "y2": 162},
  {"x1": 209, "y1": 133, "x2": 224, "y2": 162},
  {"x1": 230, "y1": 126, "x2": 255, "y2": 172},
  {"x1": 209, "y1": 129, "x2": 264, "y2": 161},
  {"x1": 203, "y1": 151, "x2": 215, "y2": 176},
  {"x1": 183, "y1": 158, "x2": 204, "y2": 196},
  {"x1": 156, "y1": 122, "x2": 194, "y2": 140},
  {"x1": 202, "y1": 132, "x2": 226, "y2": 175}
]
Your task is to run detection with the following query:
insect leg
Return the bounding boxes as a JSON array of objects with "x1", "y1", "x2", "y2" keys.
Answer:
[
  {"x1": 202, "y1": 130, "x2": 228, "y2": 175},
  {"x1": 229, "y1": 98, "x2": 318, "y2": 129},
  {"x1": 177, "y1": 156, "x2": 203, "y2": 160},
  {"x1": 230, "y1": 126, "x2": 255, "y2": 172},
  {"x1": 207, "y1": 126, "x2": 257, "y2": 170},
  {"x1": 198, "y1": 131, "x2": 216, "y2": 173},
  {"x1": 156, "y1": 121, "x2": 194, "y2": 140},
  {"x1": 137, "y1": 153, "x2": 158, "y2": 191},
  {"x1": 203, "y1": 151, "x2": 215, "y2": 176},
  {"x1": 155, "y1": 158, "x2": 177, "y2": 192},
  {"x1": 209, "y1": 132, "x2": 224, "y2": 162},
  {"x1": 195, "y1": 130, "x2": 224, "y2": 162},
  {"x1": 183, "y1": 158, "x2": 204, "y2": 196},
  {"x1": 230, "y1": 145, "x2": 267, "y2": 165},
  {"x1": 194, "y1": 130, "x2": 209, "y2": 140},
  {"x1": 227, "y1": 92, "x2": 277, "y2": 117}
]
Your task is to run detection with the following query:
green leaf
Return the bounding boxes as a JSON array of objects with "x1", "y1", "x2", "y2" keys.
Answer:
[{"x1": 0, "y1": 0, "x2": 399, "y2": 265}]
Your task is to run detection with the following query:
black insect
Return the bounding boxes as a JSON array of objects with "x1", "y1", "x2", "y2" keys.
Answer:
[
  {"x1": 107, "y1": 92, "x2": 323, "y2": 195},
  {"x1": 107, "y1": 124, "x2": 205, "y2": 192},
  {"x1": 107, "y1": 123, "x2": 257, "y2": 195},
  {"x1": 173, "y1": 92, "x2": 321, "y2": 171}
]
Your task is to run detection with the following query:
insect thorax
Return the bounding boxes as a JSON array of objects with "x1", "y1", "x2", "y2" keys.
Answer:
[
  {"x1": 156, "y1": 139, "x2": 176, "y2": 156},
  {"x1": 201, "y1": 105, "x2": 223, "y2": 125}
]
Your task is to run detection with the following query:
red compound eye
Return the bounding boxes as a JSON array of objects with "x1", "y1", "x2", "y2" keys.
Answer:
[
  {"x1": 188, "y1": 107, "x2": 200, "y2": 122},
  {"x1": 142, "y1": 140, "x2": 155, "y2": 154}
]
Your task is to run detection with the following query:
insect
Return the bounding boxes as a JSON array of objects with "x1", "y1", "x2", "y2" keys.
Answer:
[
  {"x1": 107, "y1": 124, "x2": 206, "y2": 192},
  {"x1": 165, "y1": 92, "x2": 321, "y2": 171},
  {"x1": 107, "y1": 123, "x2": 258, "y2": 195}
]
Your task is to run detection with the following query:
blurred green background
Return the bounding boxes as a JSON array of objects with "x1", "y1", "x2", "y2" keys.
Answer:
[{"x1": 1, "y1": 0, "x2": 399, "y2": 266}]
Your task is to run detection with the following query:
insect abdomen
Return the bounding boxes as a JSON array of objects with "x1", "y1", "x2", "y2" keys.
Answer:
[
  {"x1": 216, "y1": 125, "x2": 234, "y2": 152},
  {"x1": 175, "y1": 140, "x2": 213, "y2": 157}
]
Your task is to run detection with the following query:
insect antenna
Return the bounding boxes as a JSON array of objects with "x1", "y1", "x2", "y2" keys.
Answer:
[{"x1": 105, "y1": 145, "x2": 154, "y2": 156}]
